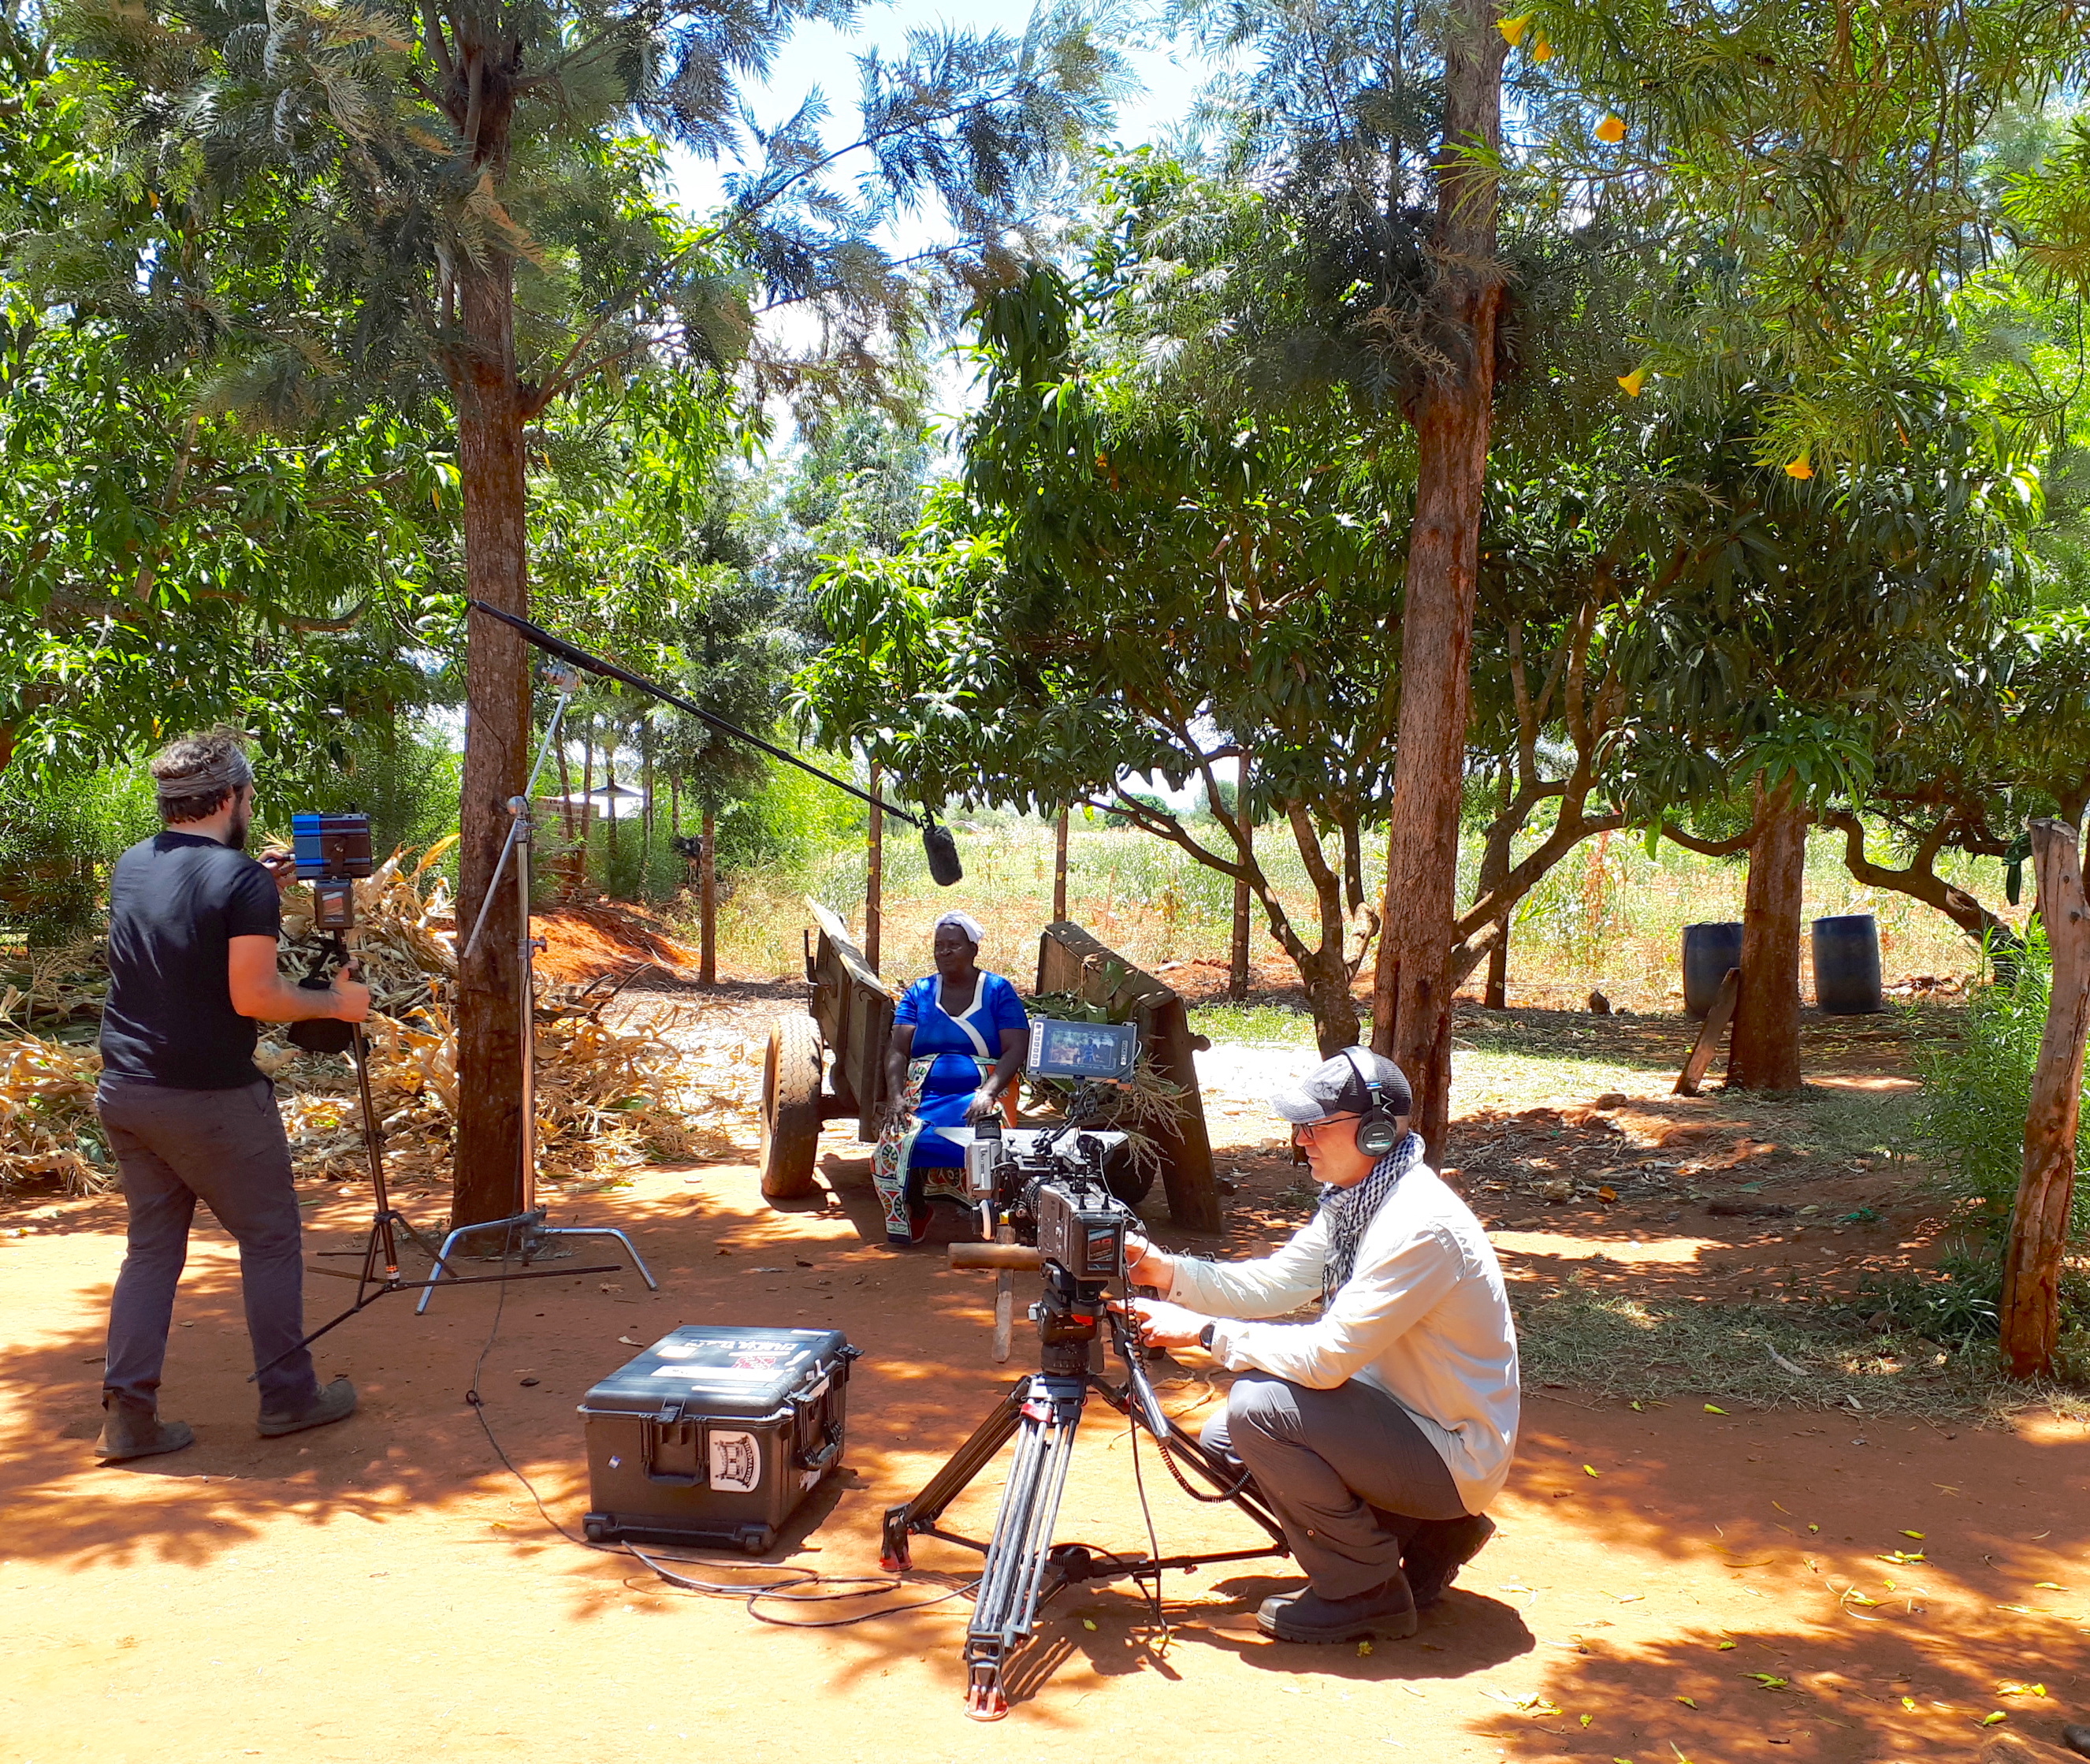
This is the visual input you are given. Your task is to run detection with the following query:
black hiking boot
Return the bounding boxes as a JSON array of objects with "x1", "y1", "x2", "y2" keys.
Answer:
[
  {"x1": 1404, "y1": 1514, "x2": 1496, "y2": 1607},
  {"x1": 1257, "y1": 1572, "x2": 1419, "y2": 1643}
]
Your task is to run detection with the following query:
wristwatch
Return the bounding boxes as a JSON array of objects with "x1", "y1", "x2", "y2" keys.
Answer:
[{"x1": 1198, "y1": 1321, "x2": 1217, "y2": 1352}]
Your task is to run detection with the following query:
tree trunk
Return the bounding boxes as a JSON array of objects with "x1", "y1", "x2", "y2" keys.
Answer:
[
  {"x1": 604, "y1": 746, "x2": 619, "y2": 888},
  {"x1": 865, "y1": 763, "x2": 883, "y2": 974},
  {"x1": 1229, "y1": 757, "x2": 1253, "y2": 1000},
  {"x1": 2000, "y1": 819, "x2": 2089, "y2": 1378},
  {"x1": 699, "y1": 809, "x2": 718, "y2": 988},
  {"x1": 1727, "y1": 782, "x2": 1808, "y2": 1091},
  {"x1": 1053, "y1": 805, "x2": 1069, "y2": 923},
  {"x1": 1485, "y1": 919, "x2": 1508, "y2": 1009},
  {"x1": 1368, "y1": 0, "x2": 1508, "y2": 1158},
  {"x1": 451, "y1": 255, "x2": 531, "y2": 1231}
]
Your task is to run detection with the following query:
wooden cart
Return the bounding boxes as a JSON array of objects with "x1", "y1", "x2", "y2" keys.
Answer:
[{"x1": 756, "y1": 902, "x2": 1223, "y2": 1232}]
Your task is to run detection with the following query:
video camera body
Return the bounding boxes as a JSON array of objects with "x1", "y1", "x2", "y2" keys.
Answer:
[{"x1": 961, "y1": 1017, "x2": 1141, "y2": 1368}]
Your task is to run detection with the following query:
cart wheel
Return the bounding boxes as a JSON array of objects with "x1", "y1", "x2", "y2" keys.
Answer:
[
  {"x1": 760, "y1": 1015, "x2": 823, "y2": 1201},
  {"x1": 1101, "y1": 1137, "x2": 1156, "y2": 1209}
]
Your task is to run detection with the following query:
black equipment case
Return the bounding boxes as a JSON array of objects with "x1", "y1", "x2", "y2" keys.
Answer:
[{"x1": 579, "y1": 1325, "x2": 858, "y2": 1554}]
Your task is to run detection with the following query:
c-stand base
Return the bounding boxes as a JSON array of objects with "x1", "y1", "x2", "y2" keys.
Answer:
[
  {"x1": 881, "y1": 1320, "x2": 1290, "y2": 1721},
  {"x1": 414, "y1": 1208, "x2": 656, "y2": 1314}
]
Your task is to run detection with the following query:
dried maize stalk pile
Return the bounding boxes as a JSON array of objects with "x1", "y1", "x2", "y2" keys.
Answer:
[
  {"x1": 0, "y1": 1030, "x2": 110, "y2": 1194},
  {"x1": 2, "y1": 839, "x2": 748, "y2": 1193}
]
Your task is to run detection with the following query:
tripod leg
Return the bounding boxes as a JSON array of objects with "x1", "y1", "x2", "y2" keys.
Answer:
[
  {"x1": 964, "y1": 1376, "x2": 1085, "y2": 1721},
  {"x1": 879, "y1": 1377, "x2": 1028, "y2": 1571}
]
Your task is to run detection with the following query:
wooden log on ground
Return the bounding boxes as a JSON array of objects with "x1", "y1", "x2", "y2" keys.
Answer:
[
  {"x1": 1675, "y1": 967, "x2": 1740, "y2": 1097},
  {"x1": 2000, "y1": 819, "x2": 2090, "y2": 1378},
  {"x1": 1036, "y1": 921, "x2": 1222, "y2": 1232}
]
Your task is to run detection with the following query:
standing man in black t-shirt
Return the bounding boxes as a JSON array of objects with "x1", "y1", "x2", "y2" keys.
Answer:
[{"x1": 95, "y1": 730, "x2": 371, "y2": 1461}]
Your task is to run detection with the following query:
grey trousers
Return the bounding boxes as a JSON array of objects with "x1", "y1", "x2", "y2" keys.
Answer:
[
  {"x1": 98, "y1": 1078, "x2": 320, "y2": 1415},
  {"x1": 1203, "y1": 1371, "x2": 1468, "y2": 1599}
]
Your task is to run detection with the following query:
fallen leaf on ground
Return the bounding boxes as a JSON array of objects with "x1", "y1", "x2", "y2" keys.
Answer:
[
  {"x1": 1704, "y1": 1404, "x2": 1727, "y2": 1415},
  {"x1": 1981, "y1": 1712, "x2": 2007, "y2": 1725},
  {"x1": 1585, "y1": 1464, "x2": 1601, "y2": 1476},
  {"x1": 1676, "y1": 1695, "x2": 1697, "y2": 1708},
  {"x1": 1996, "y1": 1683, "x2": 2047, "y2": 1698}
]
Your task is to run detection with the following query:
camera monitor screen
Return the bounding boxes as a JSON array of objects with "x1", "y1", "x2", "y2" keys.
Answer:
[
  {"x1": 292, "y1": 812, "x2": 375, "y2": 882},
  {"x1": 1029, "y1": 1018, "x2": 1138, "y2": 1082}
]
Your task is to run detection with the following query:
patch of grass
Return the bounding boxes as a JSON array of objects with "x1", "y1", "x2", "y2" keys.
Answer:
[
  {"x1": 1515, "y1": 1276, "x2": 2090, "y2": 1427},
  {"x1": 1188, "y1": 1003, "x2": 1322, "y2": 1047}
]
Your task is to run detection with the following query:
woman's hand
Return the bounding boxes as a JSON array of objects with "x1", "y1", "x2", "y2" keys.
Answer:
[
  {"x1": 1123, "y1": 1230, "x2": 1173, "y2": 1295},
  {"x1": 963, "y1": 1089, "x2": 1001, "y2": 1123}
]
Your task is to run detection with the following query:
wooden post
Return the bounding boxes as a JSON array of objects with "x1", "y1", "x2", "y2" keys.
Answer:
[
  {"x1": 554, "y1": 721, "x2": 578, "y2": 902},
  {"x1": 578, "y1": 719, "x2": 594, "y2": 895},
  {"x1": 865, "y1": 763, "x2": 884, "y2": 975},
  {"x1": 2000, "y1": 819, "x2": 2089, "y2": 1378},
  {"x1": 1229, "y1": 757, "x2": 1252, "y2": 1000},
  {"x1": 1485, "y1": 918, "x2": 1508, "y2": 1010},
  {"x1": 1053, "y1": 805, "x2": 1069, "y2": 925},
  {"x1": 698, "y1": 808, "x2": 718, "y2": 987},
  {"x1": 670, "y1": 773, "x2": 680, "y2": 838}
]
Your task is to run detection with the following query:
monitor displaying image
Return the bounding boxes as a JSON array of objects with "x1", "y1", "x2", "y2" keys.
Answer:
[{"x1": 1029, "y1": 1018, "x2": 1138, "y2": 1081}]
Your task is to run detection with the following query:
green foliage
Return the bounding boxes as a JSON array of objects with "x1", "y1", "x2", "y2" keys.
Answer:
[
  {"x1": 0, "y1": 767, "x2": 158, "y2": 939},
  {"x1": 1916, "y1": 927, "x2": 2090, "y2": 1238}
]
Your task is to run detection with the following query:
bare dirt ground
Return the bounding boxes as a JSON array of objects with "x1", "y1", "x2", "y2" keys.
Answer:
[{"x1": 4, "y1": 992, "x2": 2086, "y2": 1764}]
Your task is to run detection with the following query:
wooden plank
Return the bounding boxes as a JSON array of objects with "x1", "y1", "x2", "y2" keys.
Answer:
[
  {"x1": 1675, "y1": 967, "x2": 1740, "y2": 1096},
  {"x1": 1036, "y1": 921, "x2": 1222, "y2": 1232},
  {"x1": 2001, "y1": 819, "x2": 2090, "y2": 1376}
]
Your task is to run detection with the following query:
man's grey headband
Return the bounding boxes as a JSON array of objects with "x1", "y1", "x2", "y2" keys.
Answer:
[{"x1": 155, "y1": 754, "x2": 253, "y2": 802}]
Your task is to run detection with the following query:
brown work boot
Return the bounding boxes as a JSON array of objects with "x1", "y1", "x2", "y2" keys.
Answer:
[
  {"x1": 257, "y1": 1377, "x2": 357, "y2": 1438},
  {"x1": 95, "y1": 1397, "x2": 195, "y2": 1463}
]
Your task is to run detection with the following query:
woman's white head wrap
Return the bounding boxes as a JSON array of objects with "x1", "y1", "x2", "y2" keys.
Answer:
[{"x1": 934, "y1": 910, "x2": 986, "y2": 947}]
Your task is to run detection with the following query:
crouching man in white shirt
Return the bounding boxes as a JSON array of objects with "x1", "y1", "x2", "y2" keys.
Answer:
[{"x1": 1120, "y1": 1048, "x2": 1518, "y2": 1644}]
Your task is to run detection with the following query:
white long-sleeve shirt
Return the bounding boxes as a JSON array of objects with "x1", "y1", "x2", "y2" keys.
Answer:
[{"x1": 1168, "y1": 1161, "x2": 1520, "y2": 1514}]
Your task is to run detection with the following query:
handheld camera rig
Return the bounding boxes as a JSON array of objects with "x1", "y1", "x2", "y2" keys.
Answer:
[{"x1": 880, "y1": 1021, "x2": 1289, "y2": 1721}]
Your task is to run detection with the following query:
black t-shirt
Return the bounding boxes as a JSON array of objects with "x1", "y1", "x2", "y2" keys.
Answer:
[{"x1": 100, "y1": 832, "x2": 282, "y2": 1089}]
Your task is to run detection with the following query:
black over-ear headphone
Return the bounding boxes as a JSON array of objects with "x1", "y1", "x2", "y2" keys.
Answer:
[{"x1": 1339, "y1": 1047, "x2": 1403, "y2": 1156}]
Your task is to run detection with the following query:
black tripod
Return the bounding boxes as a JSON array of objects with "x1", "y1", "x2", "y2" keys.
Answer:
[{"x1": 880, "y1": 1249, "x2": 1290, "y2": 1720}]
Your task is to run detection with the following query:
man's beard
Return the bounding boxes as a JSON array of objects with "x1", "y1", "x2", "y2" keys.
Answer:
[{"x1": 227, "y1": 805, "x2": 251, "y2": 850}]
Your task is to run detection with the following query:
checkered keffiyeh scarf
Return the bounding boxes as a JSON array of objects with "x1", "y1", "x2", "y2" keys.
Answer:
[{"x1": 1320, "y1": 1130, "x2": 1423, "y2": 1305}]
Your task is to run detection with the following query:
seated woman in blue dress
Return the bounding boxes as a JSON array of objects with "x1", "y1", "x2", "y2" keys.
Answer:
[{"x1": 872, "y1": 911, "x2": 1030, "y2": 1247}]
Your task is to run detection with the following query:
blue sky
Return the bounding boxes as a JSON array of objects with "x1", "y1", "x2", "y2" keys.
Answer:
[{"x1": 661, "y1": 0, "x2": 1218, "y2": 223}]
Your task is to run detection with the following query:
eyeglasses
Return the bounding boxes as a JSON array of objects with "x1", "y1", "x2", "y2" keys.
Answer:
[{"x1": 1292, "y1": 1115, "x2": 1359, "y2": 1142}]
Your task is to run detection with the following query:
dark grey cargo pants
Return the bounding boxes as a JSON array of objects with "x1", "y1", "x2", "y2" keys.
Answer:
[
  {"x1": 98, "y1": 1077, "x2": 320, "y2": 1415},
  {"x1": 1203, "y1": 1370, "x2": 1469, "y2": 1599}
]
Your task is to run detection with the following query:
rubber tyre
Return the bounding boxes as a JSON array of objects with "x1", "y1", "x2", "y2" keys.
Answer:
[{"x1": 760, "y1": 1015, "x2": 823, "y2": 1201}]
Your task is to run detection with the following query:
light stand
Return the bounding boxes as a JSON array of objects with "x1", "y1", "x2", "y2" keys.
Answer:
[{"x1": 417, "y1": 666, "x2": 657, "y2": 1311}]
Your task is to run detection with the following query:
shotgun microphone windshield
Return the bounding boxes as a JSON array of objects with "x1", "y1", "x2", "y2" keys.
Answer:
[{"x1": 923, "y1": 820, "x2": 964, "y2": 888}]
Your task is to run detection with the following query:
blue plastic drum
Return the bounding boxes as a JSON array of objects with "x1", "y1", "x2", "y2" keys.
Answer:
[
  {"x1": 1812, "y1": 914, "x2": 1884, "y2": 1014},
  {"x1": 1682, "y1": 921, "x2": 1743, "y2": 1019}
]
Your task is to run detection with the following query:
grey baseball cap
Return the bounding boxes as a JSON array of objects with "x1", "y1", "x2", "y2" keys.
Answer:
[{"x1": 1268, "y1": 1048, "x2": 1413, "y2": 1125}]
